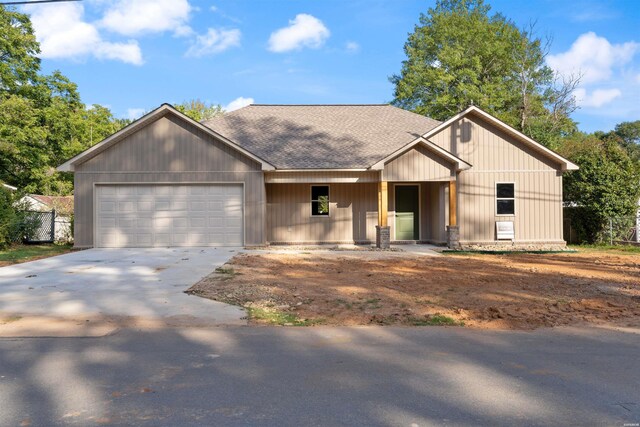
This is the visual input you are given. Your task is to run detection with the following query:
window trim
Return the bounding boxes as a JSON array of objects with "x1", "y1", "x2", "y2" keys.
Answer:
[
  {"x1": 495, "y1": 182, "x2": 515, "y2": 216},
  {"x1": 310, "y1": 185, "x2": 330, "y2": 217}
]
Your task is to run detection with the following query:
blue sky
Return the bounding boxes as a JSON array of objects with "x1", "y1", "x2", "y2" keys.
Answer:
[{"x1": 22, "y1": 0, "x2": 640, "y2": 133}]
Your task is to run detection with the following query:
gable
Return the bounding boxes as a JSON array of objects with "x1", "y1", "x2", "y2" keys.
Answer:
[
  {"x1": 76, "y1": 114, "x2": 261, "y2": 173},
  {"x1": 383, "y1": 144, "x2": 455, "y2": 181},
  {"x1": 428, "y1": 113, "x2": 563, "y2": 172}
]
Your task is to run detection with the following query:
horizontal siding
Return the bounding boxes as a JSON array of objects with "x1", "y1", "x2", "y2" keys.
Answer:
[
  {"x1": 265, "y1": 171, "x2": 379, "y2": 183},
  {"x1": 74, "y1": 114, "x2": 265, "y2": 247},
  {"x1": 428, "y1": 114, "x2": 560, "y2": 172},
  {"x1": 383, "y1": 145, "x2": 454, "y2": 181},
  {"x1": 458, "y1": 171, "x2": 563, "y2": 242},
  {"x1": 266, "y1": 183, "x2": 377, "y2": 243}
]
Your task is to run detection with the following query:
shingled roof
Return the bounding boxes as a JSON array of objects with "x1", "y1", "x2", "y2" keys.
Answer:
[{"x1": 202, "y1": 105, "x2": 441, "y2": 169}]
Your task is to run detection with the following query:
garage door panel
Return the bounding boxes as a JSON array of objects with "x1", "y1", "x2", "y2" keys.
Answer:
[{"x1": 96, "y1": 184, "x2": 243, "y2": 247}]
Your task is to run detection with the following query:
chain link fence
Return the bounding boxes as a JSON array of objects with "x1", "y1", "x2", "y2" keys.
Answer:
[
  {"x1": 564, "y1": 208, "x2": 640, "y2": 245},
  {"x1": 23, "y1": 210, "x2": 55, "y2": 243},
  {"x1": 608, "y1": 214, "x2": 640, "y2": 245}
]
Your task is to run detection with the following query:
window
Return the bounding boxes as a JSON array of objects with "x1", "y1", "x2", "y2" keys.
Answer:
[
  {"x1": 311, "y1": 185, "x2": 330, "y2": 216},
  {"x1": 496, "y1": 183, "x2": 515, "y2": 215}
]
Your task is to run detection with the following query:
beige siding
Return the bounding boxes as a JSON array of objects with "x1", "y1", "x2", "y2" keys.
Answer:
[
  {"x1": 427, "y1": 112, "x2": 565, "y2": 243},
  {"x1": 74, "y1": 114, "x2": 265, "y2": 247},
  {"x1": 265, "y1": 171, "x2": 379, "y2": 184},
  {"x1": 383, "y1": 145, "x2": 454, "y2": 181},
  {"x1": 266, "y1": 183, "x2": 378, "y2": 243},
  {"x1": 428, "y1": 114, "x2": 561, "y2": 172},
  {"x1": 458, "y1": 171, "x2": 563, "y2": 243}
]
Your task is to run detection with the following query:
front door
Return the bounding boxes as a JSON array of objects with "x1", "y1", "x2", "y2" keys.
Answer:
[{"x1": 395, "y1": 185, "x2": 419, "y2": 240}]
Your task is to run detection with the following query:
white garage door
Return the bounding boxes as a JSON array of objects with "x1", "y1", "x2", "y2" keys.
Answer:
[{"x1": 95, "y1": 184, "x2": 243, "y2": 248}]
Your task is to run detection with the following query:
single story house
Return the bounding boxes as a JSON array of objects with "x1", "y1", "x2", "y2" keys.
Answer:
[
  {"x1": 19, "y1": 194, "x2": 74, "y2": 242},
  {"x1": 58, "y1": 103, "x2": 577, "y2": 249}
]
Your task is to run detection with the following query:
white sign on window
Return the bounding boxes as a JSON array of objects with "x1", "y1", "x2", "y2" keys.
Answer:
[{"x1": 496, "y1": 221, "x2": 515, "y2": 240}]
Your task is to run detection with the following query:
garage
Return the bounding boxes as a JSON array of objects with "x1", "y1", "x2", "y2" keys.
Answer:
[{"x1": 95, "y1": 184, "x2": 244, "y2": 248}]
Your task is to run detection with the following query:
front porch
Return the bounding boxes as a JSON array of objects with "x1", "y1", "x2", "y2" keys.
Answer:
[{"x1": 376, "y1": 180, "x2": 458, "y2": 248}]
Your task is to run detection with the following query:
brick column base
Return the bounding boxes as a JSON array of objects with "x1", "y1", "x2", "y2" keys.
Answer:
[
  {"x1": 446, "y1": 225, "x2": 460, "y2": 249},
  {"x1": 376, "y1": 226, "x2": 391, "y2": 249}
]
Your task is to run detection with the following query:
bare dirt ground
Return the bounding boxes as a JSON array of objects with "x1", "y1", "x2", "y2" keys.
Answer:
[{"x1": 187, "y1": 250, "x2": 640, "y2": 330}]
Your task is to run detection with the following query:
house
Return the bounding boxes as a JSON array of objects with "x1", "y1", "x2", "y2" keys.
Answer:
[
  {"x1": 20, "y1": 194, "x2": 74, "y2": 242},
  {"x1": 57, "y1": 103, "x2": 577, "y2": 249}
]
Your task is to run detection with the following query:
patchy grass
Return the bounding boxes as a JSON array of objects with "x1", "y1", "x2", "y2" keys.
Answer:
[
  {"x1": 569, "y1": 244, "x2": 640, "y2": 254},
  {"x1": 214, "y1": 266, "x2": 241, "y2": 280},
  {"x1": 0, "y1": 315, "x2": 22, "y2": 325},
  {"x1": 410, "y1": 315, "x2": 464, "y2": 327},
  {"x1": 0, "y1": 244, "x2": 74, "y2": 266},
  {"x1": 246, "y1": 307, "x2": 323, "y2": 326}
]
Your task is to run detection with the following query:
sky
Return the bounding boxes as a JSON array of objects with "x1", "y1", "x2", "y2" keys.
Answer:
[{"x1": 19, "y1": 0, "x2": 640, "y2": 133}]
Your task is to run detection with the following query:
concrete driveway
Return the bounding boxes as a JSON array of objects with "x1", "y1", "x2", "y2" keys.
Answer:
[{"x1": 0, "y1": 248, "x2": 246, "y2": 326}]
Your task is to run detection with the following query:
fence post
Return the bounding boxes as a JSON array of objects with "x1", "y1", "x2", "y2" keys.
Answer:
[
  {"x1": 609, "y1": 218, "x2": 613, "y2": 245},
  {"x1": 50, "y1": 209, "x2": 56, "y2": 242}
]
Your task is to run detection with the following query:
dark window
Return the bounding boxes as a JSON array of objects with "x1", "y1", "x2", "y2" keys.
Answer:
[
  {"x1": 496, "y1": 183, "x2": 515, "y2": 215},
  {"x1": 311, "y1": 186, "x2": 329, "y2": 216}
]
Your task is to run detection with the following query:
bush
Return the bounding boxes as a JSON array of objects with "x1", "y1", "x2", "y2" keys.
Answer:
[{"x1": 0, "y1": 187, "x2": 41, "y2": 247}]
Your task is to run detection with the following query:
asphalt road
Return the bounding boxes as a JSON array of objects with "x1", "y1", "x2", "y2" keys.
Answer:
[{"x1": 1, "y1": 326, "x2": 638, "y2": 426}]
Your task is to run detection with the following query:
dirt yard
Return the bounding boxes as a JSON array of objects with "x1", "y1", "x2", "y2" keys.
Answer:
[{"x1": 187, "y1": 249, "x2": 640, "y2": 330}]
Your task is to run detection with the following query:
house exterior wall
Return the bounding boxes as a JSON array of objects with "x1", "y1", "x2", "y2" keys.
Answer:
[
  {"x1": 73, "y1": 114, "x2": 266, "y2": 247},
  {"x1": 383, "y1": 145, "x2": 455, "y2": 182},
  {"x1": 429, "y1": 113, "x2": 565, "y2": 243},
  {"x1": 265, "y1": 171, "x2": 379, "y2": 184},
  {"x1": 266, "y1": 183, "x2": 378, "y2": 244}
]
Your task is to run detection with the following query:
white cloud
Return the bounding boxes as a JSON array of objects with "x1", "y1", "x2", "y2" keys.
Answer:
[
  {"x1": 573, "y1": 88, "x2": 622, "y2": 107},
  {"x1": 100, "y1": 0, "x2": 193, "y2": 37},
  {"x1": 268, "y1": 14, "x2": 330, "y2": 53},
  {"x1": 224, "y1": 97, "x2": 254, "y2": 112},
  {"x1": 185, "y1": 28, "x2": 241, "y2": 57},
  {"x1": 127, "y1": 108, "x2": 146, "y2": 120},
  {"x1": 345, "y1": 41, "x2": 360, "y2": 53},
  {"x1": 547, "y1": 32, "x2": 639, "y2": 84},
  {"x1": 25, "y1": 3, "x2": 142, "y2": 65}
]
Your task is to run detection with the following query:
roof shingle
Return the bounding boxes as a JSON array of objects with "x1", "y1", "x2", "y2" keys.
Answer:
[{"x1": 203, "y1": 105, "x2": 440, "y2": 169}]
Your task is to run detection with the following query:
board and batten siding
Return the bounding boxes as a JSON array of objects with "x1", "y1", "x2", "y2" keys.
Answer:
[
  {"x1": 73, "y1": 113, "x2": 266, "y2": 247},
  {"x1": 383, "y1": 145, "x2": 455, "y2": 182},
  {"x1": 429, "y1": 113, "x2": 565, "y2": 243},
  {"x1": 266, "y1": 183, "x2": 378, "y2": 244}
]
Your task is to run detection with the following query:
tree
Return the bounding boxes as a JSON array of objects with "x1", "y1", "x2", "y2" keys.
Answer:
[
  {"x1": 175, "y1": 99, "x2": 223, "y2": 122},
  {"x1": 0, "y1": 5, "x2": 40, "y2": 96},
  {"x1": 0, "y1": 6, "x2": 126, "y2": 195},
  {"x1": 390, "y1": 0, "x2": 579, "y2": 148},
  {"x1": 559, "y1": 134, "x2": 640, "y2": 243},
  {"x1": 598, "y1": 120, "x2": 640, "y2": 161}
]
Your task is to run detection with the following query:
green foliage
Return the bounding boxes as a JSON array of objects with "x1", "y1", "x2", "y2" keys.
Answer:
[
  {"x1": 559, "y1": 134, "x2": 640, "y2": 243},
  {"x1": 0, "y1": 186, "x2": 38, "y2": 247},
  {"x1": 0, "y1": 243, "x2": 73, "y2": 264},
  {"x1": 175, "y1": 99, "x2": 223, "y2": 122},
  {"x1": 0, "y1": 7, "x2": 126, "y2": 195},
  {"x1": 0, "y1": 5, "x2": 40, "y2": 95},
  {"x1": 391, "y1": 0, "x2": 578, "y2": 148},
  {"x1": 597, "y1": 120, "x2": 640, "y2": 161}
]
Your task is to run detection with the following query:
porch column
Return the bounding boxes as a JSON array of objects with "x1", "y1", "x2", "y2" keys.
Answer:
[
  {"x1": 446, "y1": 177, "x2": 460, "y2": 249},
  {"x1": 448, "y1": 179, "x2": 457, "y2": 227},
  {"x1": 376, "y1": 181, "x2": 390, "y2": 249}
]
